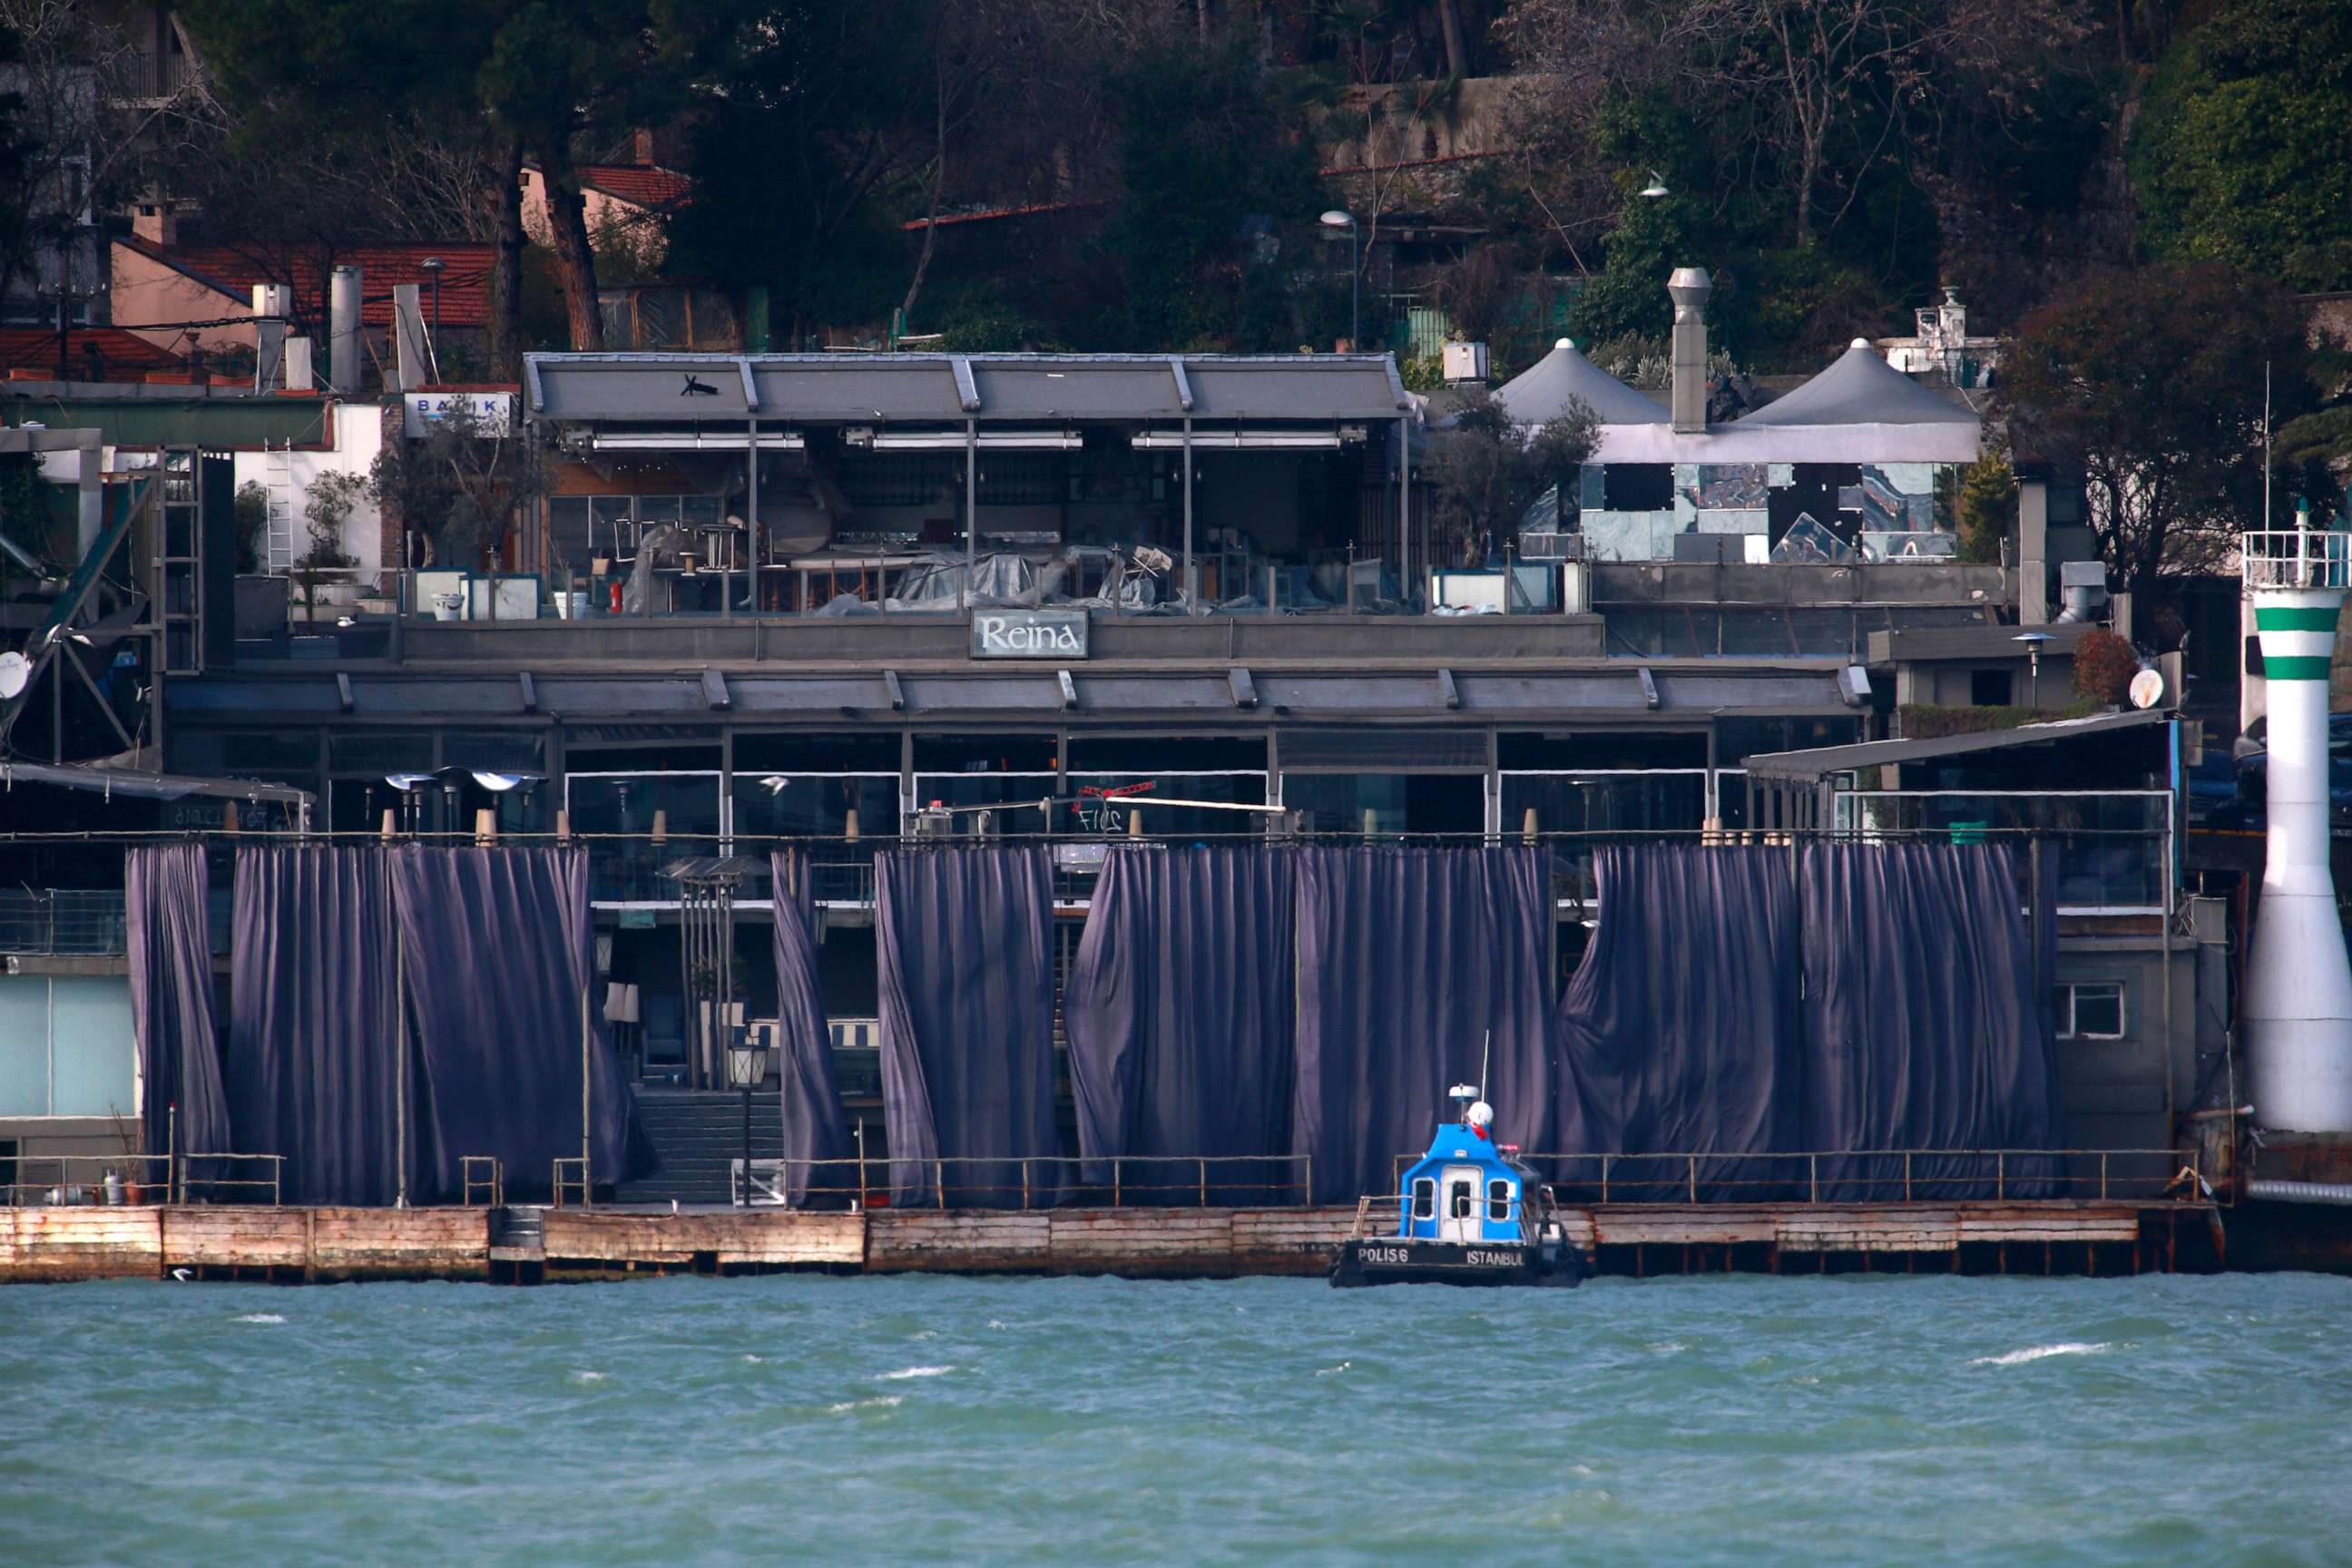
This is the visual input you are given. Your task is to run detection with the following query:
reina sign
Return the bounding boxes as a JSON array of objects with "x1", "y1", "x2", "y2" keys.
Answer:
[{"x1": 971, "y1": 607, "x2": 1088, "y2": 660}]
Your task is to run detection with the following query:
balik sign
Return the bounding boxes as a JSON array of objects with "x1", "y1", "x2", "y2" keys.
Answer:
[{"x1": 403, "y1": 390, "x2": 517, "y2": 438}]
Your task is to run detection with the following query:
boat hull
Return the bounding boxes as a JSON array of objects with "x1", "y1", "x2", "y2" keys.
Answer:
[{"x1": 1329, "y1": 1237, "x2": 1585, "y2": 1289}]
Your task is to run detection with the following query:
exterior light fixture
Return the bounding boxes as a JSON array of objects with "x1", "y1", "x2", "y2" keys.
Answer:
[{"x1": 726, "y1": 1027, "x2": 770, "y2": 1206}]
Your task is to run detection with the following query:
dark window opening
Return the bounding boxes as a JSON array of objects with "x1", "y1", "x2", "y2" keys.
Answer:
[
  {"x1": 1487, "y1": 1179, "x2": 1512, "y2": 1221},
  {"x1": 1970, "y1": 669, "x2": 2015, "y2": 707},
  {"x1": 1602, "y1": 464, "x2": 1673, "y2": 511},
  {"x1": 1411, "y1": 1177, "x2": 1436, "y2": 1220},
  {"x1": 1448, "y1": 1180, "x2": 1475, "y2": 1220}
]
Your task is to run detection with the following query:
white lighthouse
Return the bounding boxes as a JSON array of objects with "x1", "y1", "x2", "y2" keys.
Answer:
[{"x1": 2242, "y1": 521, "x2": 2352, "y2": 1132}]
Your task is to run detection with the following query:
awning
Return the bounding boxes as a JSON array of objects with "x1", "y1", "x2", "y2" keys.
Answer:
[
  {"x1": 0, "y1": 760, "x2": 314, "y2": 804},
  {"x1": 1740, "y1": 708, "x2": 2171, "y2": 782}
]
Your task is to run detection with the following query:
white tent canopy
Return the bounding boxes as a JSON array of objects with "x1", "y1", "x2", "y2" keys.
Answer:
[
  {"x1": 1738, "y1": 339, "x2": 1981, "y2": 428},
  {"x1": 1494, "y1": 338, "x2": 1664, "y2": 427}
]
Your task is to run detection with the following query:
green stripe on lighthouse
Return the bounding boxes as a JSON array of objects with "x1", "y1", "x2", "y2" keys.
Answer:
[
  {"x1": 2262, "y1": 654, "x2": 2334, "y2": 681},
  {"x1": 2255, "y1": 606, "x2": 2343, "y2": 632}
]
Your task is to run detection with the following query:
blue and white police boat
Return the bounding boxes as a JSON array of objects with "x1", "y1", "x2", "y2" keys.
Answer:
[{"x1": 1331, "y1": 1085, "x2": 1585, "y2": 1289}]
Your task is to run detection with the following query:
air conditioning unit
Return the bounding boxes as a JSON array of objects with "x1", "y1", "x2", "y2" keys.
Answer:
[{"x1": 1442, "y1": 341, "x2": 1490, "y2": 384}]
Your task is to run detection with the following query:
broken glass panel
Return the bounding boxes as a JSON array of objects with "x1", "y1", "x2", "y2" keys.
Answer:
[{"x1": 1770, "y1": 514, "x2": 1857, "y2": 564}]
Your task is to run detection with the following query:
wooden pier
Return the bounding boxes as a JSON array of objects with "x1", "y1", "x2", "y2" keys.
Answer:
[{"x1": 0, "y1": 1199, "x2": 2223, "y2": 1285}]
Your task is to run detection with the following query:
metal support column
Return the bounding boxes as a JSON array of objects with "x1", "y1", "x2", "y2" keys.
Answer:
[
  {"x1": 1181, "y1": 416, "x2": 1195, "y2": 612},
  {"x1": 963, "y1": 418, "x2": 977, "y2": 613},
  {"x1": 746, "y1": 417, "x2": 760, "y2": 614}
]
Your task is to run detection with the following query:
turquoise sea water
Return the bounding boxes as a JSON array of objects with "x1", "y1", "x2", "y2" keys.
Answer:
[{"x1": 3, "y1": 1271, "x2": 2348, "y2": 1567}]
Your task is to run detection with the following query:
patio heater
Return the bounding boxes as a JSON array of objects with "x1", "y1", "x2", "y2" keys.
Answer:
[
  {"x1": 2012, "y1": 631, "x2": 2051, "y2": 706},
  {"x1": 662, "y1": 856, "x2": 754, "y2": 1092},
  {"x1": 2242, "y1": 509, "x2": 2352, "y2": 1132},
  {"x1": 725, "y1": 1027, "x2": 770, "y2": 1207}
]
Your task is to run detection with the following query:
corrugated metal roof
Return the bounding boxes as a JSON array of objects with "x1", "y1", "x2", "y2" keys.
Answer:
[
  {"x1": 168, "y1": 665, "x2": 1856, "y2": 722},
  {"x1": 1741, "y1": 709, "x2": 2169, "y2": 780},
  {"x1": 526, "y1": 352, "x2": 1412, "y2": 426}
]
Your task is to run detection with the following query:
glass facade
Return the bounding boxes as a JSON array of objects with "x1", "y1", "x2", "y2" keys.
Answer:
[
  {"x1": 564, "y1": 772, "x2": 724, "y2": 900},
  {"x1": 0, "y1": 975, "x2": 137, "y2": 1118}
]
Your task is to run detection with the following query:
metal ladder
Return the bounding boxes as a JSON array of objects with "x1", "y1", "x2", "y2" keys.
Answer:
[{"x1": 262, "y1": 443, "x2": 296, "y2": 572}]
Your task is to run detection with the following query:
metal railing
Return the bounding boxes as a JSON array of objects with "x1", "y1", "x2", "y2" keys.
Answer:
[
  {"x1": 2243, "y1": 528, "x2": 2352, "y2": 591},
  {"x1": 551, "y1": 1156, "x2": 592, "y2": 1208},
  {"x1": 461, "y1": 1156, "x2": 505, "y2": 1208},
  {"x1": 1389, "y1": 1149, "x2": 2199, "y2": 1206},
  {"x1": 2, "y1": 1152, "x2": 283, "y2": 1206},
  {"x1": 0, "y1": 889, "x2": 129, "y2": 955},
  {"x1": 730, "y1": 1152, "x2": 1315, "y2": 1210}
]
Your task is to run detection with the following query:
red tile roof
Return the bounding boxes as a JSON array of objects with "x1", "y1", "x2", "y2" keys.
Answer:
[
  {"x1": 0, "y1": 327, "x2": 189, "y2": 377},
  {"x1": 115, "y1": 235, "x2": 494, "y2": 328},
  {"x1": 577, "y1": 163, "x2": 693, "y2": 209}
]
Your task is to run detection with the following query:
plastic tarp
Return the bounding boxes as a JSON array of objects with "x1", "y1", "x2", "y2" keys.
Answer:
[
  {"x1": 226, "y1": 847, "x2": 410, "y2": 1205},
  {"x1": 875, "y1": 847, "x2": 1062, "y2": 1208},
  {"x1": 1798, "y1": 843, "x2": 2063, "y2": 1199},
  {"x1": 1553, "y1": 845, "x2": 1803, "y2": 1200},
  {"x1": 387, "y1": 846, "x2": 652, "y2": 1202},
  {"x1": 1291, "y1": 847, "x2": 1555, "y2": 1204},
  {"x1": 125, "y1": 845, "x2": 230, "y2": 1181},
  {"x1": 769, "y1": 851, "x2": 854, "y2": 1203},
  {"x1": 1063, "y1": 847, "x2": 1297, "y2": 1205}
]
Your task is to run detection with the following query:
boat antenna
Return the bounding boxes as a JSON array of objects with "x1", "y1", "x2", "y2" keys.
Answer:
[{"x1": 1479, "y1": 1029, "x2": 1492, "y2": 1102}]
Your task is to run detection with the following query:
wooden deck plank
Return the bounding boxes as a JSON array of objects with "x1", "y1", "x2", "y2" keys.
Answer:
[
  {"x1": 541, "y1": 1210, "x2": 864, "y2": 1268},
  {"x1": 306, "y1": 1208, "x2": 487, "y2": 1280},
  {"x1": 0, "y1": 1209, "x2": 163, "y2": 1279}
]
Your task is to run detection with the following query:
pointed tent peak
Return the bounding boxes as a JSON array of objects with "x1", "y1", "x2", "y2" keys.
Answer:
[
  {"x1": 1736, "y1": 340, "x2": 1979, "y2": 428},
  {"x1": 1494, "y1": 337, "x2": 1663, "y2": 427}
]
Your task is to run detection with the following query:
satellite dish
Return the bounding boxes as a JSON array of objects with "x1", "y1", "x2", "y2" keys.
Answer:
[
  {"x1": 2129, "y1": 668, "x2": 2165, "y2": 710},
  {"x1": 0, "y1": 651, "x2": 28, "y2": 700}
]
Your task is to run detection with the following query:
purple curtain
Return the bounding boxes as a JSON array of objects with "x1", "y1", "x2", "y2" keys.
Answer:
[
  {"x1": 1799, "y1": 843, "x2": 2063, "y2": 1200},
  {"x1": 226, "y1": 847, "x2": 408, "y2": 1206},
  {"x1": 1064, "y1": 847, "x2": 1296, "y2": 1205},
  {"x1": 875, "y1": 847, "x2": 1061, "y2": 1208},
  {"x1": 1554, "y1": 845, "x2": 1803, "y2": 1200},
  {"x1": 769, "y1": 851, "x2": 853, "y2": 1204},
  {"x1": 387, "y1": 846, "x2": 652, "y2": 1202},
  {"x1": 1292, "y1": 846, "x2": 1554, "y2": 1205},
  {"x1": 125, "y1": 845, "x2": 229, "y2": 1177}
]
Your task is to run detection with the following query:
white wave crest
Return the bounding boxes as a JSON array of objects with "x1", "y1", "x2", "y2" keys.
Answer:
[
  {"x1": 1969, "y1": 1342, "x2": 2110, "y2": 1367},
  {"x1": 571, "y1": 1370, "x2": 608, "y2": 1384},
  {"x1": 231, "y1": 1312, "x2": 285, "y2": 1324},
  {"x1": 1314, "y1": 1361, "x2": 1351, "y2": 1377},
  {"x1": 828, "y1": 1396, "x2": 905, "y2": 1413},
  {"x1": 880, "y1": 1365, "x2": 954, "y2": 1380}
]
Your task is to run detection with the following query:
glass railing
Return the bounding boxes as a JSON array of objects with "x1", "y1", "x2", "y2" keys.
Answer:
[{"x1": 1829, "y1": 790, "x2": 2173, "y2": 912}]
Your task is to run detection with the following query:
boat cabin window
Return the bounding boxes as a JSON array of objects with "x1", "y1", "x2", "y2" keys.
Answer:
[
  {"x1": 1487, "y1": 1179, "x2": 1513, "y2": 1221},
  {"x1": 1410, "y1": 1177, "x2": 1436, "y2": 1220},
  {"x1": 1449, "y1": 1180, "x2": 1475, "y2": 1220}
]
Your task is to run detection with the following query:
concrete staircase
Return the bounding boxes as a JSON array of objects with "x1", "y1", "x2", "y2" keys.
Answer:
[{"x1": 618, "y1": 1087, "x2": 782, "y2": 1206}]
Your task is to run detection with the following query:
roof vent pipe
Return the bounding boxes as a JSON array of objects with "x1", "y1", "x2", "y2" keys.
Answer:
[
  {"x1": 1668, "y1": 268, "x2": 1711, "y2": 433},
  {"x1": 329, "y1": 265, "x2": 361, "y2": 395}
]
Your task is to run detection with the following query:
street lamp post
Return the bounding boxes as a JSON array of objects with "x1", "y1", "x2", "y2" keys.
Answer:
[
  {"x1": 1320, "y1": 211, "x2": 1358, "y2": 350},
  {"x1": 725, "y1": 1026, "x2": 770, "y2": 1206}
]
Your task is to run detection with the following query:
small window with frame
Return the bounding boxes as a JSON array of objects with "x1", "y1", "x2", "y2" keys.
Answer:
[
  {"x1": 1487, "y1": 1178, "x2": 1513, "y2": 1221},
  {"x1": 1449, "y1": 1180, "x2": 1475, "y2": 1220},
  {"x1": 1410, "y1": 1177, "x2": 1436, "y2": 1220},
  {"x1": 2059, "y1": 981, "x2": 2125, "y2": 1039}
]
